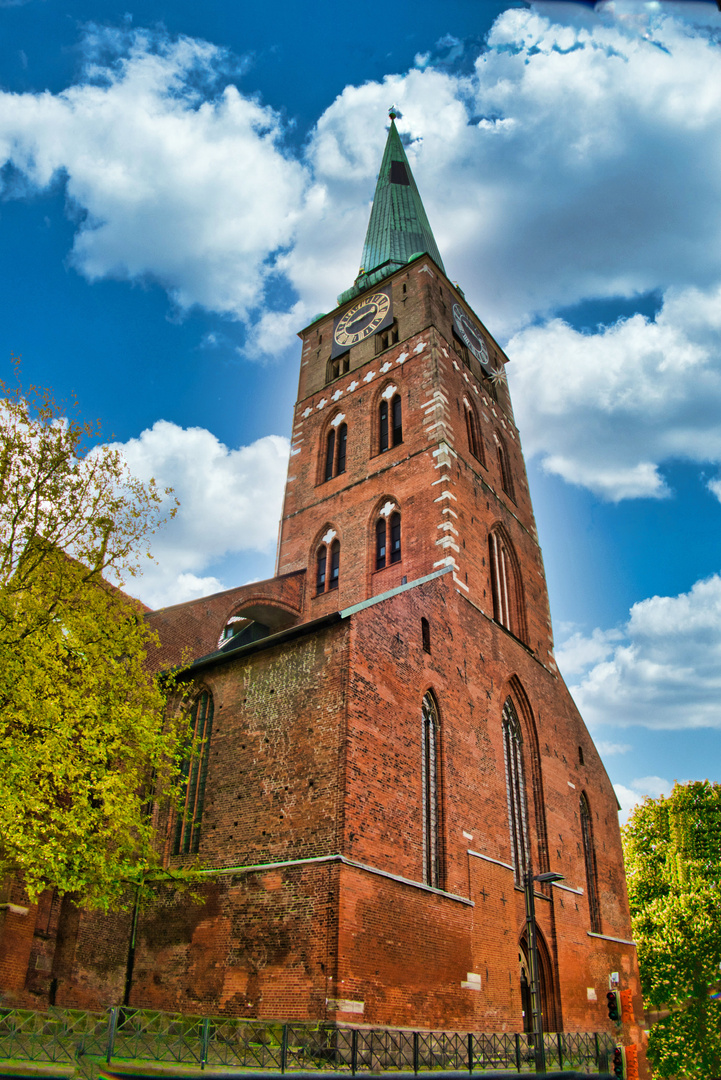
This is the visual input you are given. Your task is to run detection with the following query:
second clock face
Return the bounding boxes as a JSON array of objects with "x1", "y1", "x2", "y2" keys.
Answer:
[
  {"x1": 334, "y1": 291, "x2": 392, "y2": 349},
  {"x1": 452, "y1": 302, "x2": 491, "y2": 370}
]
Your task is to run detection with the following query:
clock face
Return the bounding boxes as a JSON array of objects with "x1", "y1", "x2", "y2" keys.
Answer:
[
  {"x1": 334, "y1": 291, "x2": 392, "y2": 349},
  {"x1": 452, "y1": 302, "x2": 491, "y2": 371}
]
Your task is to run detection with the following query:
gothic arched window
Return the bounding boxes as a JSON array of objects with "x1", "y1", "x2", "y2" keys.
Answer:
[
  {"x1": 328, "y1": 539, "x2": 340, "y2": 591},
  {"x1": 502, "y1": 698, "x2": 530, "y2": 886},
  {"x1": 489, "y1": 527, "x2": 526, "y2": 642},
  {"x1": 581, "y1": 793, "x2": 602, "y2": 933},
  {"x1": 172, "y1": 690, "x2": 214, "y2": 856},
  {"x1": 379, "y1": 393, "x2": 402, "y2": 453},
  {"x1": 375, "y1": 506, "x2": 401, "y2": 570},
  {"x1": 422, "y1": 693, "x2": 443, "y2": 888},
  {"x1": 496, "y1": 434, "x2": 515, "y2": 500},
  {"x1": 464, "y1": 401, "x2": 484, "y2": 465},
  {"x1": 316, "y1": 536, "x2": 340, "y2": 593},
  {"x1": 323, "y1": 420, "x2": 347, "y2": 482}
]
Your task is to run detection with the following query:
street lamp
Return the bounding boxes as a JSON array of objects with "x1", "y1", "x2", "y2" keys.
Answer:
[{"x1": 524, "y1": 869, "x2": 564, "y2": 1075}]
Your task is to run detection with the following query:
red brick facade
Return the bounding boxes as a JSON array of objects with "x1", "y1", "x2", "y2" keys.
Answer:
[{"x1": 1, "y1": 252, "x2": 645, "y2": 1066}]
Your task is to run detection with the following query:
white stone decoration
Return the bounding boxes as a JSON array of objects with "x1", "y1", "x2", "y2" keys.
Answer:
[
  {"x1": 363, "y1": 371, "x2": 376, "y2": 383},
  {"x1": 396, "y1": 351, "x2": 408, "y2": 364},
  {"x1": 302, "y1": 407, "x2": 312, "y2": 418},
  {"x1": 380, "y1": 361, "x2": 392, "y2": 373},
  {"x1": 379, "y1": 500, "x2": 397, "y2": 518},
  {"x1": 331, "y1": 412, "x2": 346, "y2": 428},
  {"x1": 322, "y1": 528, "x2": 337, "y2": 544},
  {"x1": 381, "y1": 384, "x2": 397, "y2": 400},
  {"x1": 332, "y1": 389, "x2": 343, "y2": 401},
  {"x1": 348, "y1": 380, "x2": 359, "y2": 392},
  {"x1": 317, "y1": 398, "x2": 327, "y2": 409},
  {"x1": 414, "y1": 341, "x2": 426, "y2": 353}
]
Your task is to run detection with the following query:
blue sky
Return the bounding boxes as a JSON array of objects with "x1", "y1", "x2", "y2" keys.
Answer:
[{"x1": 3, "y1": 0, "x2": 721, "y2": 817}]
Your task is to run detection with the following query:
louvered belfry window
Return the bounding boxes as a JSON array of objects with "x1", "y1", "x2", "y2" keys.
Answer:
[{"x1": 172, "y1": 691, "x2": 214, "y2": 856}]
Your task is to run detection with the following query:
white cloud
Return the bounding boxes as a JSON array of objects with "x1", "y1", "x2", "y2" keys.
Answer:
[
  {"x1": 0, "y1": 26, "x2": 308, "y2": 322},
  {"x1": 614, "y1": 776, "x2": 673, "y2": 824},
  {"x1": 565, "y1": 574, "x2": 721, "y2": 730},
  {"x1": 595, "y1": 740, "x2": 632, "y2": 757},
  {"x1": 506, "y1": 284, "x2": 721, "y2": 498},
  {"x1": 107, "y1": 421, "x2": 289, "y2": 608},
  {"x1": 555, "y1": 626, "x2": 622, "y2": 677}
]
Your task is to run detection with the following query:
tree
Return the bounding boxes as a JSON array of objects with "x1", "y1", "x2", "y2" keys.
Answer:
[
  {"x1": 0, "y1": 368, "x2": 189, "y2": 911},
  {"x1": 623, "y1": 781, "x2": 721, "y2": 1078}
]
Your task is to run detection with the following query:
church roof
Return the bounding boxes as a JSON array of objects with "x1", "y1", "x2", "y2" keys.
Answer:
[{"x1": 337, "y1": 116, "x2": 445, "y2": 306}]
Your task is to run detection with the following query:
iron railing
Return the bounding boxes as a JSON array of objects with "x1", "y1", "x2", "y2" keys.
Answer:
[{"x1": 0, "y1": 1005, "x2": 615, "y2": 1076}]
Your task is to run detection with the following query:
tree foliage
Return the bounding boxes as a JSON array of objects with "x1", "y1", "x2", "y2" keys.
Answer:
[
  {"x1": 623, "y1": 781, "x2": 721, "y2": 1078},
  {"x1": 0, "y1": 369, "x2": 189, "y2": 910}
]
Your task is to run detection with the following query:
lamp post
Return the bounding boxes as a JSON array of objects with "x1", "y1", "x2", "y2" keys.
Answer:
[{"x1": 524, "y1": 869, "x2": 564, "y2": 1074}]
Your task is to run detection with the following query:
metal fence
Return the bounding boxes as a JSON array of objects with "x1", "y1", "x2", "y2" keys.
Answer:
[{"x1": 0, "y1": 1005, "x2": 615, "y2": 1076}]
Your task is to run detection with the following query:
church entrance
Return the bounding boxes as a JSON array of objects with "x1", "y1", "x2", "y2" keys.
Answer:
[{"x1": 519, "y1": 931, "x2": 557, "y2": 1033}]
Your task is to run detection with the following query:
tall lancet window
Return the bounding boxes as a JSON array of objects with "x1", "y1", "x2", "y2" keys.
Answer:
[
  {"x1": 502, "y1": 698, "x2": 530, "y2": 885},
  {"x1": 422, "y1": 693, "x2": 443, "y2": 889},
  {"x1": 581, "y1": 793, "x2": 602, "y2": 933}
]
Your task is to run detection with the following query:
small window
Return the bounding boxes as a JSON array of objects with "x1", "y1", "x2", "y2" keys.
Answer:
[
  {"x1": 390, "y1": 511, "x2": 401, "y2": 564},
  {"x1": 316, "y1": 547, "x2": 327, "y2": 593},
  {"x1": 375, "y1": 518, "x2": 386, "y2": 570},
  {"x1": 392, "y1": 395, "x2": 403, "y2": 446},
  {"x1": 379, "y1": 400, "x2": 389, "y2": 453},
  {"x1": 421, "y1": 617, "x2": 431, "y2": 654},
  {"x1": 337, "y1": 423, "x2": 347, "y2": 475},
  {"x1": 422, "y1": 693, "x2": 443, "y2": 888},
  {"x1": 581, "y1": 794, "x2": 601, "y2": 933},
  {"x1": 578, "y1": 745, "x2": 585, "y2": 766},
  {"x1": 328, "y1": 539, "x2": 340, "y2": 590},
  {"x1": 325, "y1": 430, "x2": 336, "y2": 482}
]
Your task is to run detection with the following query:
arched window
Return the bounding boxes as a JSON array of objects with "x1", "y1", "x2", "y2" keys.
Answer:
[
  {"x1": 316, "y1": 546, "x2": 327, "y2": 593},
  {"x1": 389, "y1": 511, "x2": 401, "y2": 563},
  {"x1": 496, "y1": 435, "x2": 515, "y2": 500},
  {"x1": 464, "y1": 401, "x2": 484, "y2": 465},
  {"x1": 375, "y1": 518, "x2": 386, "y2": 570},
  {"x1": 316, "y1": 535, "x2": 340, "y2": 593},
  {"x1": 328, "y1": 539, "x2": 340, "y2": 591},
  {"x1": 324, "y1": 429, "x2": 335, "y2": 482},
  {"x1": 172, "y1": 691, "x2": 214, "y2": 856},
  {"x1": 421, "y1": 617, "x2": 431, "y2": 654},
  {"x1": 502, "y1": 698, "x2": 530, "y2": 886},
  {"x1": 326, "y1": 354, "x2": 349, "y2": 383},
  {"x1": 375, "y1": 505, "x2": 401, "y2": 570},
  {"x1": 379, "y1": 392, "x2": 402, "y2": 453},
  {"x1": 322, "y1": 420, "x2": 347, "y2": 482},
  {"x1": 581, "y1": 793, "x2": 601, "y2": 933},
  {"x1": 337, "y1": 423, "x2": 347, "y2": 474},
  {"x1": 488, "y1": 527, "x2": 526, "y2": 641},
  {"x1": 422, "y1": 693, "x2": 443, "y2": 888}
]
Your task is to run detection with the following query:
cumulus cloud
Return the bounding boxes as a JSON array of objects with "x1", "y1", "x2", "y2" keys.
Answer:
[
  {"x1": 106, "y1": 421, "x2": 289, "y2": 608},
  {"x1": 559, "y1": 574, "x2": 721, "y2": 730},
  {"x1": 506, "y1": 283, "x2": 721, "y2": 498},
  {"x1": 0, "y1": 26, "x2": 308, "y2": 322}
]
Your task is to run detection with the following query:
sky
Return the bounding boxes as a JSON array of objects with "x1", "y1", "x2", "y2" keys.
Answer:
[{"x1": 3, "y1": 0, "x2": 721, "y2": 820}]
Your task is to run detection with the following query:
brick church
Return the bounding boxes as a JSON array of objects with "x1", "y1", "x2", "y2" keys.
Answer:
[{"x1": 2, "y1": 116, "x2": 643, "y2": 1041}]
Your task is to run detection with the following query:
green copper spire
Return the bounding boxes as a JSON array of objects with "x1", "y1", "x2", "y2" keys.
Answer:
[{"x1": 337, "y1": 115, "x2": 445, "y2": 305}]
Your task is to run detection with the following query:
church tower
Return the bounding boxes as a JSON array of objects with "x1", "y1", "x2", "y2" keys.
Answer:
[{"x1": 3, "y1": 117, "x2": 645, "y2": 1066}]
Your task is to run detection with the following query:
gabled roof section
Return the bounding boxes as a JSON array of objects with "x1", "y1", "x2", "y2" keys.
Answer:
[{"x1": 338, "y1": 115, "x2": 445, "y2": 305}]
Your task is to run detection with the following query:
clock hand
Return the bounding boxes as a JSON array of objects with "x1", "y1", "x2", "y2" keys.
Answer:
[{"x1": 346, "y1": 313, "x2": 373, "y2": 333}]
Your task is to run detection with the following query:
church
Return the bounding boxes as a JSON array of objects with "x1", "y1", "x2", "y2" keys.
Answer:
[{"x1": 3, "y1": 116, "x2": 643, "y2": 1043}]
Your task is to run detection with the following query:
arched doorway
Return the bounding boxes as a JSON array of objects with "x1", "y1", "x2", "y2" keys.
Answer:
[{"x1": 519, "y1": 931, "x2": 557, "y2": 1033}]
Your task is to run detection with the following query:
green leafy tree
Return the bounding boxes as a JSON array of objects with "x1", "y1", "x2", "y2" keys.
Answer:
[
  {"x1": 623, "y1": 781, "x2": 721, "y2": 1078},
  {"x1": 0, "y1": 368, "x2": 189, "y2": 910}
]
